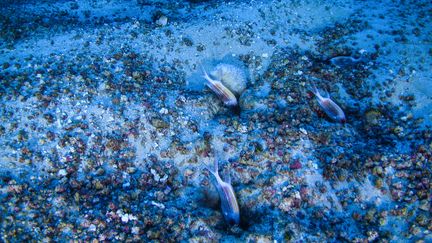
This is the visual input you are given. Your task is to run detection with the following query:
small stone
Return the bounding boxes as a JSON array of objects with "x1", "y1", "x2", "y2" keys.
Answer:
[
  {"x1": 151, "y1": 201, "x2": 165, "y2": 209},
  {"x1": 373, "y1": 166, "x2": 383, "y2": 176},
  {"x1": 89, "y1": 224, "x2": 97, "y2": 232},
  {"x1": 159, "y1": 108, "x2": 168, "y2": 115},
  {"x1": 95, "y1": 168, "x2": 105, "y2": 176},
  {"x1": 246, "y1": 234, "x2": 273, "y2": 242},
  {"x1": 415, "y1": 214, "x2": 429, "y2": 227},
  {"x1": 127, "y1": 167, "x2": 137, "y2": 174},
  {"x1": 196, "y1": 43, "x2": 205, "y2": 52},
  {"x1": 374, "y1": 178, "x2": 383, "y2": 188},
  {"x1": 290, "y1": 160, "x2": 302, "y2": 170},
  {"x1": 156, "y1": 15, "x2": 168, "y2": 26},
  {"x1": 393, "y1": 126, "x2": 404, "y2": 137},
  {"x1": 55, "y1": 186, "x2": 66, "y2": 193},
  {"x1": 182, "y1": 37, "x2": 193, "y2": 46},
  {"x1": 74, "y1": 192, "x2": 80, "y2": 202},
  {"x1": 299, "y1": 128, "x2": 307, "y2": 135},
  {"x1": 184, "y1": 169, "x2": 194, "y2": 177},
  {"x1": 150, "y1": 169, "x2": 161, "y2": 181},
  {"x1": 151, "y1": 118, "x2": 169, "y2": 129},
  {"x1": 94, "y1": 180, "x2": 104, "y2": 190},
  {"x1": 367, "y1": 230, "x2": 379, "y2": 241},
  {"x1": 410, "y1": 224, "x2": 421, "y2": 235},
  {"x1": 132, "y1": 71, "x2": 141, "y2": 80},
  {"x1": 58, "y1": 169, "x2": 67, "y2": 177},
  {"x1": 365, "y1": 109, "x2": 381, "y2": 125},
  {"x1": 121, "y1": 214, "x2": 130, "y2": 223},
  {"x1": 132, "y1": 226, "x2": 140, "y2": 235},
  {"x1": 378, "y1": 217, "x2": 386, "y2": 226},
  {"x1": 418, "y1": 200, "x2": 430, "y2": 211}
]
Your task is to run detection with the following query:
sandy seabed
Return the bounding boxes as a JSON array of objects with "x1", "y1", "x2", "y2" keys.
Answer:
[{"x1": 0, "y1": 0, "x2": 431, "y2": 241}]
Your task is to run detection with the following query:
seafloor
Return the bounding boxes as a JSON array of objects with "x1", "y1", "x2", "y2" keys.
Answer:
[{"x1": 0, "y1": 0, "x2": 431, "y2": 242}]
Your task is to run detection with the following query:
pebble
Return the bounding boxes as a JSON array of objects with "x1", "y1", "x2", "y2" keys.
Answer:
[
  {"x1": 290, "y1": 160, "x2": 302, "y2": 170},
  {"x1": 131, "y1": 227, "x2": 140, "y2": 235},
  {"x1": 89, "y1": 224, "x2": 97, "y2": 232},
  {"x1": 95, "y1": 168, "x2": 105, "y2": 176},
  {"x1": 156, "y1": 15, "x2": 168, "y2": 26},
  {"x1": 151, "y1": 118, "x2": 169, "y2": 129},
  {"x1": 58, "y1": 169, "x2": 67, "y2": 177},
  {"x1": 150, "y1": 169, "x2": 161, "y2": 181},
  {"x1": 159, "y1": 108, "x2": 168, "y2": 115}
]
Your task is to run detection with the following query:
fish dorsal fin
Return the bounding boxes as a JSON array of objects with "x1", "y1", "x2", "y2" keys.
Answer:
[
  {"x1": 311, "y1": 82, "x2": 323, "y2": 100},
  {"x1": 213, "y1": 159, "x2": 219, "y2": 177},
  {"x1": 203, "y1": 160, "x2": 223, "y2": 182},
  {"x1": 311, "y1": 81, "x2": 330, "y2": 100},
  {"x1": 202, "y1": 159, "x2": 218, "y2": 179}
]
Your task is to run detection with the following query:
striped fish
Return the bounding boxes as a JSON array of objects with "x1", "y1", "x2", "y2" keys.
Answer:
[
  {"x1": 202, "y1": 67, "x2": 238, "y2": 107},
  {"x1": 204, "y1": 160, "x2": 240, "y2": 225},
  {"x1": 312, "y1": 84, "x2": 346, "y2": 123}
]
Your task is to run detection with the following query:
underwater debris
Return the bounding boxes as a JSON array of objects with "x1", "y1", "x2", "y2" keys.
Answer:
[{"x1": 204, "y1": 160, "x2": 240, "y2": 225}]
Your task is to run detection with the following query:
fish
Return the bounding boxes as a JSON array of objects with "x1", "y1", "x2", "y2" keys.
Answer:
[
  {"x1": 329, "y1": 55, "x2": 365, "y2": 67},
  {"x1": 311, "y1": 84, "x2": 346, "y2": 123},
  {"x1": 203, "y1": 160, "x2": 240, "y2": 225},
  {"x1": 202, "y1": 67, "x2": 238, "y2": 107}
]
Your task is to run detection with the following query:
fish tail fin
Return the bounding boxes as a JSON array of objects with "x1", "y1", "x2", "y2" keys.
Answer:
[
  {"x1": 201, "y1": 65, "x2": 212, "y2": 83},
  {"x1": 309, "y1": 79, "x2": 329, "y2": 100},
  {"x1": 323, "y1": 88, "x2": 330, "y2": 98},
  {"x1": 310, "y1": 82, "x2": 321, "y2": 98},
  {"x1": 213, "y1": 160, "x2": 219, "y2": 177},
  {"x1": 202, "y1": 160, "x2": 220, "y2": 180},
  {"x1": 201, "y1": 65, "x2": 221, "y2": 95},
  {"x1": 211, "y1": 160, "x2": 232, "y2": 183},
  {"x1": 311, "y1": 81, "x2": 318, "y2": 94}
]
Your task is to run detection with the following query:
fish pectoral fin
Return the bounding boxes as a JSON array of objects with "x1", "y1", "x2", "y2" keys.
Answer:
[{"x1": 201, "y1": 65, "x2": 212, "y2": 81}]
